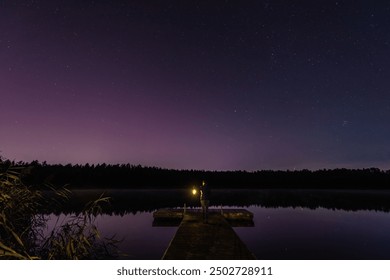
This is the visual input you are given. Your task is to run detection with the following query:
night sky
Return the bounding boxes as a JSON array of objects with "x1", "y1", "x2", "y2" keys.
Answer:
[{"x1": 1, "y1": 1, "x2": 390, "y2": 171}]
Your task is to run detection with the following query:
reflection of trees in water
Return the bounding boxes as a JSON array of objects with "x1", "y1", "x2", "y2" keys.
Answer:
[
  {"x1": 10, "y1": 160, "x2": 390, "y2": 214},
  {"x1": 43, "y1": 189, "x2": 390, "y2": 216}
]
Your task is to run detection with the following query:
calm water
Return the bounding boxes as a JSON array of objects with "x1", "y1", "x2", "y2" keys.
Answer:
[{"x1": 45, "y1": 189, "x2": 390, "y2": 259}]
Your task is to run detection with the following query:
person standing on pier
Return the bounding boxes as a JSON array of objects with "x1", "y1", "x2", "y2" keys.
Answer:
[{"x1": 199, "y1": 180, "x2": 210, "y2": 223}]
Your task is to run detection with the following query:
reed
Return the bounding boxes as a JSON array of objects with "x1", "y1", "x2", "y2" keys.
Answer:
[{"x1": 0, "y1": 159, "x2": 117, "y2": 259}]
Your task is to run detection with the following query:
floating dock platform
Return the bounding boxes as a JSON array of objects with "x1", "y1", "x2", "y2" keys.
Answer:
[
  {"x1": 153, "y1": 209, "x2": 256, "y2": 259},
  {"x1": 153, "y1": 208, "x2": 254, "y2": 227}
]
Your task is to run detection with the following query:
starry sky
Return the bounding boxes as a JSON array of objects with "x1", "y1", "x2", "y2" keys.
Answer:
[{"x1": 1, "y1": 0, "x2": 390, "y2": 171}]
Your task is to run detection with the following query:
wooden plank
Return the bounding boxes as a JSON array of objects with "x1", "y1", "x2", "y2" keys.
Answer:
[
  {"x1": 162, "y1": 212, "x2": 256, "y2": 260},
  {"x1": 153, "y1": 208, "x2": 184, "y2": 219},
  {"x1": 153, "y1": 208, "x2": 254, "y2": 226}
]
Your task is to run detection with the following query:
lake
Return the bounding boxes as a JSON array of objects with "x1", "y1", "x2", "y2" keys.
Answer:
[{"x1": 44, "y1": 188, "x2": 390, "y2": 259}]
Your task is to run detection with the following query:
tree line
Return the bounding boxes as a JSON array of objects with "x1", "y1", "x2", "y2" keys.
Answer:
[{"x1": 2, "y1": 159, "x2": 389, "y2": 189}]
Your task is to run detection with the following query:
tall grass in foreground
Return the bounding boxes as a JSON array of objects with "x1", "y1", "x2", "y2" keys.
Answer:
[{"x1": 0, "y1": 160, "x2": 118, "y2": 259}]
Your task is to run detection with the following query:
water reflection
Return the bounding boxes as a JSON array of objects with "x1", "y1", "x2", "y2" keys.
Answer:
[
  {"x1": 46, "y1": 188, "x2": 390, "y2": 215},
  {"x1": 44, "y1": 189, "x2": 390, "y2": 259},
  {"x1": 236, "y1": 206, "x2": 390, "y2": 259}
]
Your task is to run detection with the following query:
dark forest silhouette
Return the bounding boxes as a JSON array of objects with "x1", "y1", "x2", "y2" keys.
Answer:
[
  {"x1": 3, "y1": 159, "x2": 390, "y2": 189},
  {"x1": 3, "y1": 158, "x2": 390, "y2": 260}
]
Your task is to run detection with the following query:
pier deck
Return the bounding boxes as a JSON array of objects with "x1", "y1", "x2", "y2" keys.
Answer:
[
  {"x1": 153, "y1": 208, "x2": 254, "y2": 227},
  {"x1": 157, "y1": 210, "x2": 256, "y2": 260}
]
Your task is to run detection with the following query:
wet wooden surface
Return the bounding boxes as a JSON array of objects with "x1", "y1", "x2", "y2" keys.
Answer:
[{"x1": 161, "y1": 211, "x2": 256, "y2": 260}]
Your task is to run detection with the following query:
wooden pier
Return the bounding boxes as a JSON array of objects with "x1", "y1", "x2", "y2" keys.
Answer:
[{"x1": 153, "y1": 209, "x2": 256, "y2": 260}]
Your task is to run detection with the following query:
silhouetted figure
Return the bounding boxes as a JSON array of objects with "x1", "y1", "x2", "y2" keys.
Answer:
[{"x1": 199, "y1": 180, "x2": 210, "y2": 223}]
